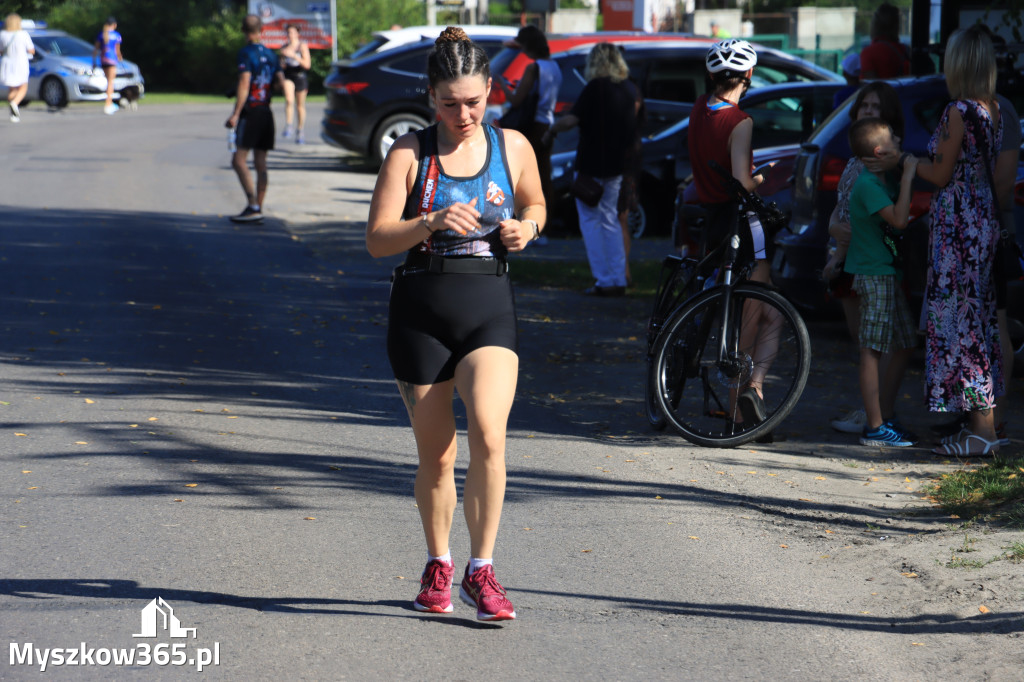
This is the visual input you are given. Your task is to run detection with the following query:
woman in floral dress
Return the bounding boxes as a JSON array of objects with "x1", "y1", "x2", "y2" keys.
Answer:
[{"x1": 914, "y1": 27, "x2": 1003, "y2": 456}]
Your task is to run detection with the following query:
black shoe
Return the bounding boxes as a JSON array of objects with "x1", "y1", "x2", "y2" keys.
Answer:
[
  {"x1": 230, "y1": 206, "x2": 263, "y2": 223},
  {"x1": 737, "y1": 387, "x2": 766, "y2": 425},
  {"x1": 583, "y1": 285, "x2": 626, "y2": 297}
]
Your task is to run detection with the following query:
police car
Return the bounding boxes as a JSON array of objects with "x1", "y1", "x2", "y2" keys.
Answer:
[{"x1": 6, "y1": 21, "x2": 145, "y2": 108}]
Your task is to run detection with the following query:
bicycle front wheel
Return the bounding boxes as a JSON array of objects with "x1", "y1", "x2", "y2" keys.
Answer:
[{"x1": 651, "y1": 282, "x2": 810, "y2": 447}]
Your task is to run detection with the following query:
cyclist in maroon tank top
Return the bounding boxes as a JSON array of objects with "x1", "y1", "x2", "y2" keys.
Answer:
[{"x1": 688, "y1": 39, "x2": 782, "y2": 437}]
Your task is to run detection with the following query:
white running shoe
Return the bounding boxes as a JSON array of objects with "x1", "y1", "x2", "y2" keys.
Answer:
[
  {"x1": 831, "y1": 408, "x2": 867, "y2": 434},
  {"x1": 103, "y1": 103, "x2": 118, "y2": 115}
]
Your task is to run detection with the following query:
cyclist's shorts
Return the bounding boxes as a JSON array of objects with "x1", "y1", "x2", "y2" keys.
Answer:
[
  {"x1": 701, "y1": 201, "x2": 769, "y2": 265},
  {"x1": 387, "y1": 267, "x2": 518, "y2": 385},
  {"x1": 237, "y1": 106, "x2": 275, "y2": 151}
]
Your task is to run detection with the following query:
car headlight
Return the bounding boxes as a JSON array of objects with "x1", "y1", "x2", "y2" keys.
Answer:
[{"x1": 67, "y1": 64, "x2": 96, "y2": 76}]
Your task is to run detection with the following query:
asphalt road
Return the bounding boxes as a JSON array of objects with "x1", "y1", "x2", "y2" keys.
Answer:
[{"x1": 1, "y1": 102, "x2": 1021, "y2": 681}]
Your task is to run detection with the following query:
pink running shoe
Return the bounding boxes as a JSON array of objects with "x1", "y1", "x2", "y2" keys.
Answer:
[
  {"x1": 459, "y1": 564, "x2": 516, "y2": 621},
  {"x1": 413, "y1": 559, "x2": 454, "y2": 613}
]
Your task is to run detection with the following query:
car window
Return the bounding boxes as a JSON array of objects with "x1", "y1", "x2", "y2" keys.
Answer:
[
  {"x1": 35, "y1": 34, "x2": 94, "y2": 57},
  {"x1": 386, "y1": 50, "x2": 429, "y2": 76},
  {"x1": 747, "y1": 94, "x2": 807, "y2": 148},
  {"x1": 643, "y1": 58, "x2": 704, "y2": 103},
  {"x1": 754, "y1": 64, "x2": 809, "y2": 85},
  {"x1": 348, "y1": 37, "x2": 389, "y2": 60}
]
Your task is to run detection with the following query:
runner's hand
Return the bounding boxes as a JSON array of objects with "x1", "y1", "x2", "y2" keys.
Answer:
[
  {"x1": 499, "y1": 218, "x2": 531, "y2": 252},
  {"x1": 437, "y1": 197, "x2": 481, "y2": 235}
]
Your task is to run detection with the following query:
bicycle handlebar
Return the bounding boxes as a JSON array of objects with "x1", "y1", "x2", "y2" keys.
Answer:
[{"x1": 708, "y1": 160, "x2": 787, "y2": 235}]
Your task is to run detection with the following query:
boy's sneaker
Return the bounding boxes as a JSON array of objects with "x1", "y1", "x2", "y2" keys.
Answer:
[
  {"x1": 413, "y1": 559, "x2": 454, "y2": 614},
  {"x1": 831, "y1": 408, "x2": 866, "y2": 434},
  {"x1": 860, "y1": 423, "x2": 915, "y2": 447},
  {"x1": 884, "y1": 417, "x2": 918, "y2": 445},
  {"x1": 229, "y1": 206, "x2": 263, "y2": 223},
  {"x1": 459, "y1": 564, "x2": 516, "y2": 621}
]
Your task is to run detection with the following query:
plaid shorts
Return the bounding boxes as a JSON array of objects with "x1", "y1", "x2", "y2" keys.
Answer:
[{"x1": 853, "y1": 274, "x2": 917, "y2": 353}]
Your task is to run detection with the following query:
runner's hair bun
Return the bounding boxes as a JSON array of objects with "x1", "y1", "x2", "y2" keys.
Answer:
[{"x1": 436, "y1": 26, "x2": 470, "y2": 45}]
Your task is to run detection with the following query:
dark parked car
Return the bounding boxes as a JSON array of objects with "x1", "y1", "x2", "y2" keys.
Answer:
[
  {"x1": 548, "y1": 78, "x2": 844, "y2": 236},
  {"x1": 775, "y1": 73, "x2": 1024, "y2": 369},
  {"x1": 774, "y1": 74, "x2": 1024, "y2": 312},
  {"x1": 320, "y1": 34, "x2": 512, "y2": 165}
]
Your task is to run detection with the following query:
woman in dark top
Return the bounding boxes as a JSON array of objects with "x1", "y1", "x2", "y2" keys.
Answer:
[{"x1": 544, "y1": 42, "x2": 637, "y2": 296}]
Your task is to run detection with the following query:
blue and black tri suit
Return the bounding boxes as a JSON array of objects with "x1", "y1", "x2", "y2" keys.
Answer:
[
  {"x1": 235, "y1": 41, "x2": 281, "y2": 151},
  {"x1": 387, "y1": 123, "x2": 519, "y2": 385}
]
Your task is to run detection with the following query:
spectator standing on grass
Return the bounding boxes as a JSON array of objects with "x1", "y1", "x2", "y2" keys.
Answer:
[
  {"x1": 859, "y1": 2, "x2": 910, "y2": 82},
  {"x1": 365, "y1": 27, "x2": 545, "y2": 621},
  {"x1": 225, "y1": 14, "x2": 285, "y2": 224},
  {"x1": 543, "y1": 42, "x2": 636, "y2": 296},
  {"x1": 913, "y1": 27, "x2": 1003, "y2": 457},
  {"x1": 279, "y1": 23, "x2": 311, "y2": 144},
  {"x1": 1, "y1": 13, "x2": 34, "y2": 122},
  {"x1": 92, "y1": 16, "x2": 122, "y2": 115},
  {"x1": 844, "y1": 117, "x2": 919, "y2": 448}
]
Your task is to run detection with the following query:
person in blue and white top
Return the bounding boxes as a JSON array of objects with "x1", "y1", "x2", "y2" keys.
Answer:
[
  {"x1": 225, "y1": 14, "x2": 284, "y2": 223},
  {"x1": 366, "y1": 26, "x2": 545, "y2": 623},
  {"x1": 497, "y1": 25, "x2": 562, "y2": 209},
  {"x1": 92, "y1": 16, "x2": 122, "y2": 115}
]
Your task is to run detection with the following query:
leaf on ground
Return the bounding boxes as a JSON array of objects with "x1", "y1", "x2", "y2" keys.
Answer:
[
  {"x1": 581, "y1": 549, "x2": 592, "y2": 553},
  {"x1": 815, "y1": 476, "x2": 826, "y2": 480},
  {"x1": 779, "y1": 544, "x2": 789, "y2": 549},
  {"x1": 184, "y1": 483, "x2": 198, "y2": 488},
  {"x1": 654, "y1": 495, "x2": 663, "y2": 499},
  {"x1": 798, "y1": 498, "x2": 815, "y2": 502},
  {"x1": 979, "y1": 605, "x2": 990, "y2": 613},
  {"x1": 15, "y1": 433, "x2": 27, "y2": 437},
  {"x1": 173, "y1": 499, "x2": 184, "y2": 502},
  {"x1": 74, "y1": 441, "x2": 88, "y2": 445},
  {"x1": 147, "y1": 417, "x2": 158, "y2": 422},
  {"x1": 901, "y1": 572, "x2": 918, "y2": 578},
  {"x1": 21, "y1": 471, "x2": 31, "y2": 474},
  {"x1": 84, "y1": 399, "x2": 95, "y2": 404},
  {"x1": 689, "y1": 536, "x2": 699, "y2": 540},
  {"x1": 28, "y1": 486, "x2": 38, "y2": 490},
  {"x1": 911, "y1": 642, "x2": 925, "y2": 646},
  {"x1": 304, "y1": 517, "x2": 316, "y2": 520}
]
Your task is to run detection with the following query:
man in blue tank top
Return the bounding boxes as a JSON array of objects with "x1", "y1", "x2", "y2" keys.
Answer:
[{"x1": 225, "y1": 14, "x2": 284, "y2": 223}]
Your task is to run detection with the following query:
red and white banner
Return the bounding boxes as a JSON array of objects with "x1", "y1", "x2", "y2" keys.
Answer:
[{"x1": 248, "y1": 1, "x2": 333, "y2": 49}]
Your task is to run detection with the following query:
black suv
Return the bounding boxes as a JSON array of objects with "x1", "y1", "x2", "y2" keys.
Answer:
[{"x1": 320, "y1": 35, "x2": 511, "y2": 165}]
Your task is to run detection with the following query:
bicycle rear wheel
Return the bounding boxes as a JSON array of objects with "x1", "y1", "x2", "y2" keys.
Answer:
[{"x1": 651, "y1": 282, "x2": 810, "y2": 447}]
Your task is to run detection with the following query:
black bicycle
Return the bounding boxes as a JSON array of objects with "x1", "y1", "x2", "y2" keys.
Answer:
[{"x1": 645, "y1": 163, "x2": 811, "y2": 447}]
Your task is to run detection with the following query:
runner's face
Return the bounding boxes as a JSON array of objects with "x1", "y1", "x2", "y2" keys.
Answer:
[
  {"x1": 857, "y1": 91, "x2": 881, "y2": 120},
  {"x1": 431, "y1": 75, "x2": 491, "y2": 140}
]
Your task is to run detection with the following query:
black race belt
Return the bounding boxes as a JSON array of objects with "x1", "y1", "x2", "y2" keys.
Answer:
[{"x1": 404, "y1": 253, "x2": 508, "y2": 276}]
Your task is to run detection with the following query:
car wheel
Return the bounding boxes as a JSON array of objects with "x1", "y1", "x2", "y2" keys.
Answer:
[
  {"x1": 372, "y1": 113, "x2": 430, "y2": 166},
  {"x1": 41, "y1": 77, "x2": 68, "y2": 109},
  {"x1": 628, "y1": 203, "x2": 646, "y2": 239}
]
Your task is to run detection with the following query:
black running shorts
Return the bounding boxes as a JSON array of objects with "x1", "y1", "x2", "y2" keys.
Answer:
[
  {"x1": 284, "y1": 67, "x2": 308, "y2": 92},
  {"x1": 387, "y1": 267, "x2": 518, "y2": 385},
  {"x1": 237, "y1": 106, "x2": 275, "y2": 151}
]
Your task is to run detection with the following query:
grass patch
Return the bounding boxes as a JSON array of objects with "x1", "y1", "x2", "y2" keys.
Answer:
[
  {"x1": 1005, "y1": 541, "x2": 1024, "y2": 563},
  {"x1": 138, "y1": 92, "x2": 230, "y2": 105},
  {"x1": 512, "y1": 256, "x2": 662, "y2": 297},
  {"x1": 926, "y1": 456, "x2": 1024, "y2": 527},
  {"x1": 944, "y1": 554, "x2": 994, "y2": 569}
]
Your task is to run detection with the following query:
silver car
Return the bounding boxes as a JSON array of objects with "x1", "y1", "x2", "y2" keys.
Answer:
[{"x1": 17, "y1": 27, "x2": 145, "y2": 108}]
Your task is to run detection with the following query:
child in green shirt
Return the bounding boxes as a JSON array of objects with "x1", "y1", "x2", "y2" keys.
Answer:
[{"x1": 846, "y1": 117, "x2": 919, "y2": 447}]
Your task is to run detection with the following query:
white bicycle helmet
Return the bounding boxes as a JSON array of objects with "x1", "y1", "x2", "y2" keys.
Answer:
[{"x1": 705, "y1": 39, "x2": 758, "y2": 74}]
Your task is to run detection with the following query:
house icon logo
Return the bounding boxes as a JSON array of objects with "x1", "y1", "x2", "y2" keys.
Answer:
[{"x1": 133, "y1": 597, "x2": 197, "y2": 639}]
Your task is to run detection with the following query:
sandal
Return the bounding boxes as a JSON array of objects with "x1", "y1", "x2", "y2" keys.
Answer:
[
  {"x1": 939, "y1": 427, "x2": 972, "y2": 446},
  {"x1": 931, "y1": 433, "x2": 1000, "y2": 457}
]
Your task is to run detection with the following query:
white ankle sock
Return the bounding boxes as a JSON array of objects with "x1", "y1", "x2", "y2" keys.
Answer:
[
  {"x1": 428, "y1": 551, "x2": 452, "y2": 565},
  {"x1": 469, "y1": 557, "x2": 492, "y2": 575}
]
